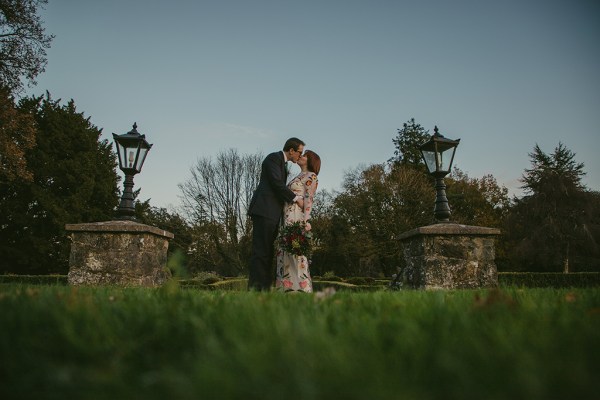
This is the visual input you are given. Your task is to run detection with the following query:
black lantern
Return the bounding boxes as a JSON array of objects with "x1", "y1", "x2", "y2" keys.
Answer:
[
  {"x1": 419, "y1": 126, "x2": 460, "y2": 223},
  {"x1": 112, "y1": 123, "x2": 153, "y2": 220}
]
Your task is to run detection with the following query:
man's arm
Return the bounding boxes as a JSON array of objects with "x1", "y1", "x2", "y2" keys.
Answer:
[{"x1": 264, "y1": 153, "x2": 296, "y2": 203}]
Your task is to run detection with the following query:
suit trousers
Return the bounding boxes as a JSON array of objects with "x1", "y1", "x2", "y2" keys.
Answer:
[{"x1": 248, "y1": 215, "x2": 280, "y2": 291}]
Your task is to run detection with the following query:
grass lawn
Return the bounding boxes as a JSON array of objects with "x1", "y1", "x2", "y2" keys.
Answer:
[{"x1": 0, "y1": 283, "x2": 598, "y2": 399}]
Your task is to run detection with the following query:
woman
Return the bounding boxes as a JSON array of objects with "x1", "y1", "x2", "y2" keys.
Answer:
[{"x1": 275, "y1": 150, "x2": 321, "y2": 293}]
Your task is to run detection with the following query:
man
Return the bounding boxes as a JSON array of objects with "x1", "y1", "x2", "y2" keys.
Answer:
[{"x1": 248, "y1": 137, "x2": 305, "y2": 290}]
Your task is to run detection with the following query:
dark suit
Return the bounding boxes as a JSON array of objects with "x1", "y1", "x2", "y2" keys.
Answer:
[{"x1": 248, "y1": 151, "x2": 296, "y2": 290}]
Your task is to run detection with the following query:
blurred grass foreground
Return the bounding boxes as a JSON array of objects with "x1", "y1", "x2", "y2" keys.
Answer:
[{"x1": 0, "y1": 284, "x2": 598, "y2": 399}]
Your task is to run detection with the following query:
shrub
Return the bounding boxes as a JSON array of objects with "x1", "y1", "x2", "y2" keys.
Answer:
[
  {"x1": 208, "y1": 279, "x2": 248, "y2": 291},
  {"x1": 320, "y1": 271, "x2": 343, "y2": 282},
  {"x1": 178, "y1": 279, "x2": 207, "y2": 289},
  {"x1": 202, "y1": 276, "x2": 221, "y2": 285},
  {"x1": 312, "y1": 281, "x2": 357, "y2": 291},
  {"x1": 193, "y1": 271, "x2": 222, "y2": 283},
  {"x1": 345, "y1": 277, "x2": 368, "y2": 285}
]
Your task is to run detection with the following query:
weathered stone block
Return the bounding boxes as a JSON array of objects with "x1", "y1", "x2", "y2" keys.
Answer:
[
  {"x1": 66, "y1": 220, "x2": 174, "y2": 287},
  {"x1": 398, "y1": 223, "x2": 500, "y2": 290}
]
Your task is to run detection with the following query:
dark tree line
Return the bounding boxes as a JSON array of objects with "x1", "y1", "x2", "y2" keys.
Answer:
[
  {"x1": 306, "y1": 120, "x2": 598, "y2": 277},
  {"x1": 0, "y1": 93, "x2": 119, "y2": 274},
  {"x1": 0, "y1": 1, "x2": 121, "y2": 274},
  {"x1": 2, "y1": 101, "x2": 597, "y2": 276},
  {"x1": 304, "y1": 119, "x2": 509, "y2": 277},
  {"x1": 1, "y1": 2, "x2": 597, "y2": 276}
]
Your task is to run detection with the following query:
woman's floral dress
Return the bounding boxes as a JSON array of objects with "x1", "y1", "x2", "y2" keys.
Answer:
[{"x1": 275, "y1": 171, "x2": 318, "y2": 293}]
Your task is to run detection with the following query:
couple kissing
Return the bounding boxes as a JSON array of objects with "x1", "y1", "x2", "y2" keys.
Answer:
[{"x1": 248, "y1": 138, "x2": 321, "y2": 293}]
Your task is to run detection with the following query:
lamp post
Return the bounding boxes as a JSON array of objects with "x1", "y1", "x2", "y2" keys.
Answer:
[
  {"x1": 112, "y1": 123, "x2": 152, "y2": 220},
  {"x1": 419, "y1": 126, "x2": 460, "y2": 223}
]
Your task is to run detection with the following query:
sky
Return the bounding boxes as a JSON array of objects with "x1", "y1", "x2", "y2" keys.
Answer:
[{"x1": 27, "y1": 0, "x2": 600, "y2": 210}]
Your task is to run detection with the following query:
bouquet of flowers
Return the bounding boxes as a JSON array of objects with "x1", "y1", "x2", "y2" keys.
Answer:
[{"x1": 278, "y1": 221, "x2": 316, "y2": 257}]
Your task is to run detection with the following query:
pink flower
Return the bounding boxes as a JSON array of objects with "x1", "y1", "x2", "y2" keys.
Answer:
[
  {"x1": 299, "y1": 280, "x2": 308, "y2": 289},
  {"x1": 283, "y1": 280, "x2": 293, "y2": 288}
]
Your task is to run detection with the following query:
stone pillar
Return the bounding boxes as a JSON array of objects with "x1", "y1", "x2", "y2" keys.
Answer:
[
  {"x1": 66, "y1": 220, "x2": 174, "y2": 286},
  {"x1": 398, "y1": 223, "x2": 500, "y2": 290}
]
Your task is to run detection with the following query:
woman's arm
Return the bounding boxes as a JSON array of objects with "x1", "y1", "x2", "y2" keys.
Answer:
[{"x1": 303, "y1": 173, "x2": 318, "y2": 226}]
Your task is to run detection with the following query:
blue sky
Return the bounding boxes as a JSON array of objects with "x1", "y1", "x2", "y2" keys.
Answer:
[{"x1": 28, "y1": 0, "x2": 600, "y2": 209}]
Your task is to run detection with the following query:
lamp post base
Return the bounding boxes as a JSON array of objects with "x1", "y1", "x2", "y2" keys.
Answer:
[
  {"x1": 398, "y1": 223, "x2": 500, "y2": 290},
  {"x1": 117, "y1": 173, "x2": 137, "y2": 220},
  {"x1": 434, "y1": 177, "x2": 451, "y2": 222}
]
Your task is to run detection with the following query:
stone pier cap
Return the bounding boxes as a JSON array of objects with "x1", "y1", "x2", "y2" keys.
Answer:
[
  {"x1": 66, "y1": 220, "x2": 174, "y2": 239},
  {"x1": 65, "y1": 220, "x2": 173, "y2": 287},
  {"x1": 397, "y1": 223, "x2": 501, "y2": 289},
  {"x1": 398, "y1": 223, "x2": 500, "y2": 241}
]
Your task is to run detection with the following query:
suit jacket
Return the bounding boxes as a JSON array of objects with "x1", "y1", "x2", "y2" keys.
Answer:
[{"x1": 248, "y1": 151, "x2": 296, "y2": 221}]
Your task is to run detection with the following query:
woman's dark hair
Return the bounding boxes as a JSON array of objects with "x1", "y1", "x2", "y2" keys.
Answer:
[
  {"x1": 283, "y1": 137, "x2": 305, "y2": 152},
  {"x1": 305, "y1": 150, "x2": 321, "y2": 175}
]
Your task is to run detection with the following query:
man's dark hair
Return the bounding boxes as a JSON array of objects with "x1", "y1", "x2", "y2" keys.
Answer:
[{"x1": 283, "y1": 137, "x2": 305, "y2": 152}]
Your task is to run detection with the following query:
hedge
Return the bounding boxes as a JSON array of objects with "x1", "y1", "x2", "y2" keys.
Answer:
[
  {"x1": 2, "y1": 272, "x2": 599, "y2": 289},
  {"x1": 0, "y1": 274, "x2": 68, "y2": 285},
  {"x1": 180, "y1": 278, "x2": 248, "y2": 291},
  {"x1": 498, "y1": 272, "x2": 600, "y2": 288}
]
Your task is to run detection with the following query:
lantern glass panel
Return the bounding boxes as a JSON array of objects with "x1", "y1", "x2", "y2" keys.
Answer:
[
  {"x1": 115, "y1": 141, "x2": 127, "y2": 170},
  {"x1": 437, "y1": 146, "x2": 456, "y2": 173},
  {"x1": 422, "y1": 149, "x2": 437, "y2": 173},
  {"x1": 135, "y1": 147, "x2": 149, "y2": 172}
]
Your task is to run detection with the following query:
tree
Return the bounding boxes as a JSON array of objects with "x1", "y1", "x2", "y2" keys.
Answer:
[
  {"x1": 0, "y1": 93, "x2": 120, "y2": 274},
  {"x1": 178, "y1": 149, "x2": 262, "y2": 275},
  {"x1": 504, "y1": 143, "x2": 598, "y2": 272},
  {"x1": 320, "y1": 163, "x2": 434, "y2": 277},
  {"x1": 578, "y1": 190, "x2": 600, "y2": 271},
  {"x1": 390, "y1": 118, "x2": 430, "y2": 167},
  {"x1": 0, "y1": 85, "x2": 35, "y2": 182},
  {"x1": 311, "y1": 117, "x2": 513, "y2": 277},
  {"x1": 0, "y1": 0, "x2": 54, "y2": 94},
  {"x1": 302, "y1": 188, "x2": 336, "y2": 277},
  {"x1": 446, "y1": 168, "x2": 510, "y2": 228},
  {"x1": 135, "y1": 200, "x2": 194, "y2": 276}
]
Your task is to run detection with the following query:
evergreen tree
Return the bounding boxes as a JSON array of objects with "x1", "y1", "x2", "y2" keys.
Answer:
[
  {"x1": 390, "y1": 118, "x2": 430, "y2": 168},
  {"x1": 505, "y1": 143, "x2": 598, "y2": 272},
  {"x1": 0, "y1": 93, "x2": 119, "y2": 274}
]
